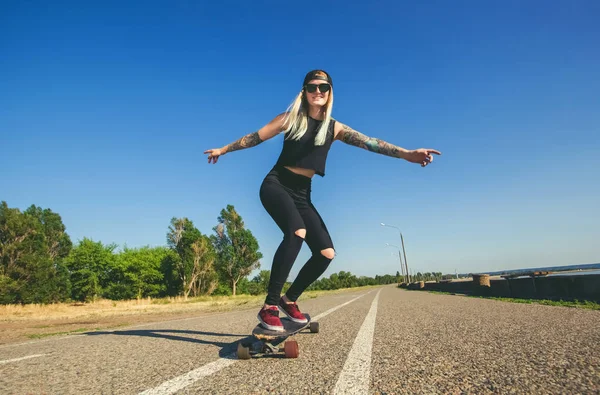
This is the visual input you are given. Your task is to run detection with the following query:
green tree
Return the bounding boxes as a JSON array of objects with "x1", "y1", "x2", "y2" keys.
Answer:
[
  {"x1": 167, "y1": 217, "x2": 217, "y2": 297},
  {"x1": 329, "y1": 273, "x2": 340, "y2": 289},
  {"x1": 243, "y1": 270, "x2": 271, "y2": 296},
  {"x1": 212, "y1": 205, "x2": 262, "y2": 296},
  {"x1": 24, "y1": 205, "x2": 72, "y2": 262},
  {"x1": 1, "y1": 201, "x2": 42, "y2": 303},
  {"x1": 236, "y1": 276, "x2": 251, "y2": 295},
  {"x1": 252, "y1": 270, "x2": 271, "y2": 294},
  {"x1": 24, "y1": 204, "x2": 73, "y2": 301},
  {"x1": 105, "y1": 246, "x2": 171, "y2": 299},
  {"x1": 160, "y1": 249, "x2": 182, "y2": 296},
  {"x1": 64, "y1": 238, "x2": 116, "y2": 302},
  {"x1": 189, "y1": 236, "x2": 218, "y2": 296},
  {"x1": 0, "y1": 202, "x2": 72, "y2": 304},
  {"x1": 336, "y1": 271, "x2": 358, "y2": 288}
]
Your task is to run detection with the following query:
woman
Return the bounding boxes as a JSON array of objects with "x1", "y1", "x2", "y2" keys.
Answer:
[{"x1": 204, "y1": 70, "x2": 441, "y2": 331}]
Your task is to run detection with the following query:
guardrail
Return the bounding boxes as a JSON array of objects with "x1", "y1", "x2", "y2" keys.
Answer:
[{"x1": 399, "y1": 274, "x2": 600, "y2": 302}]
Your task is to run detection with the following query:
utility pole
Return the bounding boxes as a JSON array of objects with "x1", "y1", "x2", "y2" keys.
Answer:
[
  {"x1": 398, "y1": 251, "x2": 405, "y2": 282},
  {"x1": 381, "y1": 223, "x2": 411, "y2": 283},
  {"x1": 400, "y1": 232, "x2": 410, "y2": 283},
  {"x1": 386, "y1": 243, "x2": 407, "y2": 283}
]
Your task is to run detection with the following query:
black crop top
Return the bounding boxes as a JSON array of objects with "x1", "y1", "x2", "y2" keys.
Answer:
[{"x1": 274, "y1": 116, "x2": 336, "y2": 177}]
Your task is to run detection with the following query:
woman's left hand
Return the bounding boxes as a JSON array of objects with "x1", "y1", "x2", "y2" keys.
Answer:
[{"x1": 405, "y1": 148, "x2": 441, "y2": 167}]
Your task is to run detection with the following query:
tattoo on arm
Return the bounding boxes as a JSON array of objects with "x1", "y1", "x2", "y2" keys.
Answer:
[
  {"x1": 224, "y1": 132, "x2": 263, "y2": 153},
  {"x1": 338, "y1": 124, "x2": 406, "y2": 159}
]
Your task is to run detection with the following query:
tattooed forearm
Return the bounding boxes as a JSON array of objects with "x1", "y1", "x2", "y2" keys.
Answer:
[
  {"x1": 223, "y1": 132, "x2": 263, "y2": 154},
  {"x1": 338, "y1": 124, "x2": 408, "y2": 159}
]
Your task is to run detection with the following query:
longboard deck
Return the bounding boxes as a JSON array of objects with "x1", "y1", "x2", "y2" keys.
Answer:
[
  {"x1": 253, "y1": 314, "x2": 311, "y2": 340},
  {"x1": 238, "y1": 314, "x2": 318, "y2": 359}
]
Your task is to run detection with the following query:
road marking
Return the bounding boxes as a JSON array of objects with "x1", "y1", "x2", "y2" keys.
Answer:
[
  {"x1": 333, "y1": 289, "x2": 381, "y2": 395},
  {"x1": 0, "y1": 354, "x2": 46, "y2": 365},
  {"x1": 312, "y1": 291, "x2": 372, "y2": 321},
  {"x1": 138, "y1": 290, "x2": 372, "y2": 395},
  {"x1": 0, "y1": 291, "x2": 375, "y2": 350},
  {"x1": 139, "y1": 357, "x2": 237, "y2": 395}
]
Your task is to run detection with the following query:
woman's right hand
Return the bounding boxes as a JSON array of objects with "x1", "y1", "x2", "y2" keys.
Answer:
[
  {"x1": 203, "y1": 113, "x2": 286, "y2": 165},
  {"x1": 204, "y1": 147, "x2": 225, "y2": 164}
]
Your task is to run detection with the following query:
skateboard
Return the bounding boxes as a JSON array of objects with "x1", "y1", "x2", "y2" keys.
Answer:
[{"x1": 237, "y1": 314, "x2": 319, "y2": 359}]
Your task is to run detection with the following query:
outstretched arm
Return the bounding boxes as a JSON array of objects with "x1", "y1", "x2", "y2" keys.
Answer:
[
  {"x1": 222, "y1": 132, "x2": 263, "y2": 154},
  {"x1": 335, "y1": 123, "x2": 409, "y2": 158},
  {"x1": 205, "y1": 113, "x2": 287, "y2": 164},
  {"x1": 334, "y1": 122, "x2": 441, "y2": 167}
]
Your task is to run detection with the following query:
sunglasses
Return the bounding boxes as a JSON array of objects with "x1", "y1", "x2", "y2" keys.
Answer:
[{"x1": 305, "y1": 83, "x2": 331, "y2": 93}]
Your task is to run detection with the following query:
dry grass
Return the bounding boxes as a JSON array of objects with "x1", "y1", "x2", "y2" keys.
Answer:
[
  {"x1": 0, "y1": 286, "x2": 379, "y2": 323},
  {"x1": 0, "y1": 295, "x2": 258, "y2": 322}
]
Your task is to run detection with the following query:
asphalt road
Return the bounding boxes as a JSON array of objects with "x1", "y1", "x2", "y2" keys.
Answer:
[{"x1": 1, "y1": 286, "x2": 599, "y2": 394}]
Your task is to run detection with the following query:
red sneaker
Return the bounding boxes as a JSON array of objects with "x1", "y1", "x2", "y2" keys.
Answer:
[
  {"x1": 257, "y1": 305, "x2": 284, "y2": 331},
  {"x1": 278, "y1": 297, "x2": 308, "y2": 324}
]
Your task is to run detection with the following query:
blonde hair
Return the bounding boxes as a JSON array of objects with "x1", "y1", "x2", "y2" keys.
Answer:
[{"x1": 282, "y1": 84, "x2": 334, "y2": 146}]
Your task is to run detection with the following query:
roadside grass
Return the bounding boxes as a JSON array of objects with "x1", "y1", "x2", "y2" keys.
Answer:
[
  {"x1": 1, "y1": 285, "x2": 380, "y2": 323},
  {"x1": 420, "y1": 289, "x2": 600, "y2": 310},
  {"x1": 27, "y1": 327, "x2": 100, "y2": 339}
]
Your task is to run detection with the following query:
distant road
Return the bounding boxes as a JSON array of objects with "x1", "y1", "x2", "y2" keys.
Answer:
[{"x1": 1, "y1": 286, "x2": 599, "y2": 394}]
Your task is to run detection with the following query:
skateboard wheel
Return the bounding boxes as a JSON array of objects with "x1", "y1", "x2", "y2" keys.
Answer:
[
  {"x1": 309, "y1": 322, "x2": 319, "y2": 333},
  {"x1": 237, "y1": 342, "x2": 251, "y2": 360},
  {"x1": 284, "y1": 340, "x2": 299, "y2": 358}
]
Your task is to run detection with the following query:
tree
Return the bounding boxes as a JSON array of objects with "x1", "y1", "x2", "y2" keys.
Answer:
[
  {"x1": 329, "y1": 273, "x2": 340, "y2": 289},
  {"x1": 105, "y1": 246, "x2": 171, "y2": 299},
  {"x1": 0, "y1": 201, "x2": 72, "y2": 304},
  {"x1": 212, "y1": 205, "x2": 262, "y2": 296},
  {"x1": 189, "y1": 236, "x2": 218, "y2": 296},
  {"x1": 335, "y1": 271, "x2": 358, "y2": 288},
  {"x1": 24, "y1": 205, "x2": 73, "y2": 301},
  {"x1": 24, "y1": 205, "x2": 72, "y2": 262},
  {"x1": 167, "y1": 217, "x2": 217, "y2": 297},
  {"x1": 64, "y1": 238, "x2": 116, "y2": 302},
  {"x1": 252, "y1": 270, "x2": 271, "y2": 294},
  {"x1": 1, "y1": 201, "x2": 41, "y2": 303}
]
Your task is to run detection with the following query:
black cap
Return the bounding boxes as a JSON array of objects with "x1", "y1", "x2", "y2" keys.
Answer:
[{"x1": 303, "y1": 70, "x2": 333, "y2": 88}]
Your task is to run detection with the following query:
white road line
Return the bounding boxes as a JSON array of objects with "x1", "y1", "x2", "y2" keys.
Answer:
[
  {"x1": 0, "y1": 291, "x2": 375, "y2": 350},
  {"x1": 333, "y1": 289, "x2": 382, "y2": 395},
  {"x1": 139, "y1": 357, "x2": 237, "y2": 395},
  {"x1": 0, "y1": 354, "x2": 46, "y2": 365},
  {"x1": 138, "y1": 290, "x2": 372, "y2": 395},
  {"x1": 312, "y1": 291, "x2": 372, "y2": 321}
]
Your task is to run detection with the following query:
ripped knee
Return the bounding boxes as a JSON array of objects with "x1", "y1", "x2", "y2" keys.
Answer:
[
  {"x1": 320, "y1": 248, "x2": 335, "y2": 260},
  {"x1": 294, "y1": 228, "x2": 306, "y2": 239}
]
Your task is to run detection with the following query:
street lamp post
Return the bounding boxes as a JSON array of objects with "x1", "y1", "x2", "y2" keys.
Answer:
[
  {"x1": 381, "y1": 223, "x2": 411, "y2": 283},
  {"x1": 385, "y1": 243, "x2": 406, "y2": 283}
]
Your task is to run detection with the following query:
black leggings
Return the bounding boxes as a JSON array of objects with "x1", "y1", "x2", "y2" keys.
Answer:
[{"x1": 259, "y1": 165, "x2": 335, "y2": 306}]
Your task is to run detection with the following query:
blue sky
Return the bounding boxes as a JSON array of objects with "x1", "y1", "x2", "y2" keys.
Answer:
[{"x1": 2, "y1": 1, "x2": 599, "y2": 280}]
